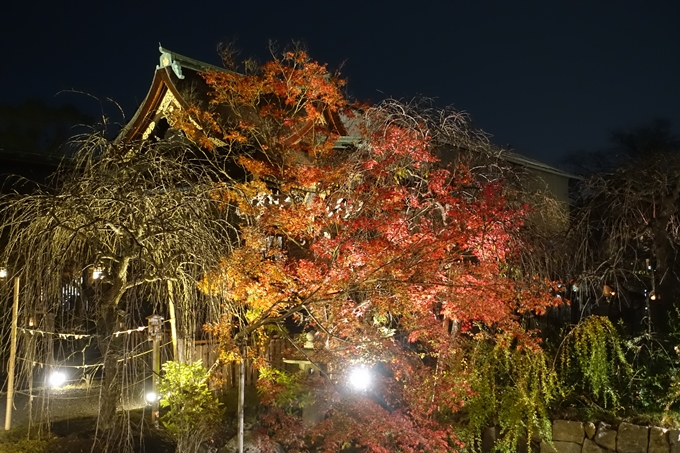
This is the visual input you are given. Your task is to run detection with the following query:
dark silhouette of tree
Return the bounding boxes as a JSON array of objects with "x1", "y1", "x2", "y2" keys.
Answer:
[{"x1": 570, "y1": 119, "x2": 680, "y2": 333}]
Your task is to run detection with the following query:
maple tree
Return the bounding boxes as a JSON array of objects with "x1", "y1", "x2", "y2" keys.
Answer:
[{"x1": 178, "y1": 49, "x2": 560, "y2": 451}]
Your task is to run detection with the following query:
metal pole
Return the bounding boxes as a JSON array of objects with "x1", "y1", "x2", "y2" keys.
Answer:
[
  {"x1": 5, "y1": 276, "x2": 20, "y2": 430},
  {"x1": 238, "y1": 340, "x2": 245, "y2": 453}
]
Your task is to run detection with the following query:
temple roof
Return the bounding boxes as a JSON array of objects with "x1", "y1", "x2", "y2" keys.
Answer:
[
  {"x1": 116, "y1": 46, "x2": 233, "y2": 144},
  {"x1": 117, "y1": 46, "x2": 577, "y2": 186},
  {"x1": 116, "y1": 46, "x2": 347, "y2": 146},
  {"x1": 503, "y1": 151, "x2": 578, "y2": 180}
]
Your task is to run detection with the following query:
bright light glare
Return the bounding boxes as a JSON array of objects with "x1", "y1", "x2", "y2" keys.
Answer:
[
  {"x1": 348, "y1": 366, "x2": 371, "y2": 391},
  {"x1": 48, "y1": 371, "x2": 67, "y2": 388},
  {"x1": 145, "y1": 391, "x2": 158, "y2": 404},
  {"x1": 0, "y1": 267, "x2": 7, "y2": 279}
]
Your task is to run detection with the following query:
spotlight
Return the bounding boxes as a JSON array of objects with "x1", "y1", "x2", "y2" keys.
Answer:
[
  {"x1": 348, "y1": 365, "x2": 371, "y2": 391},
  {"x1": 48, "y1": 371, "x2": 67, "y2": 388},
  {"x1": 145, "y1": 391, "x2": 159, "y2": 404}
]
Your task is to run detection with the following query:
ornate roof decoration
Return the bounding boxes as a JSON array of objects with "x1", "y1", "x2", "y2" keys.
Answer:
[{"x1": 157, "y1": 46, "x2": 185, "y2": 80}]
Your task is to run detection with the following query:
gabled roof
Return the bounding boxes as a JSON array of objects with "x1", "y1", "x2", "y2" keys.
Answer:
[
  {"x1": 116, "y1": 46, "x2": 235, "y2": 144},
  {"x1": 117, "y1": 46, "x2": 347, "y2": 146},
  {"x1": 118, "y1": 46, "x2": 578, "y2": 183}
]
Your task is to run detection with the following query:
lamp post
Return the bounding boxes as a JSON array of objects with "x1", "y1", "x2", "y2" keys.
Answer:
[
  {"x1": 147, "y1": 314, "x2": 164, "y2": 427},
  {"x1": 282, "y1": 331, "x2": 325, "y2": 427}
]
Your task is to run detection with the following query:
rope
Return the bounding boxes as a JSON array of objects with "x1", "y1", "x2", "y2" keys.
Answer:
[
  {"x1": 18, "y1": 318, "x2": 173, "y2": 339},
  {"x1": 15, "y1": 340, "x2": 171, "y2": 368},
  {"x1": 17, "y1": 357, "x2": 103, "y2": 369}
]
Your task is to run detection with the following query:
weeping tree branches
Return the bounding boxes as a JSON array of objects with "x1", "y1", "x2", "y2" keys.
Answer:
[
  {"x1": 0, "y1": 132, "x2": 236, "y2": 449},
  {"x1": 568, "y1": 122, "x2": 680, "y2": 332}
]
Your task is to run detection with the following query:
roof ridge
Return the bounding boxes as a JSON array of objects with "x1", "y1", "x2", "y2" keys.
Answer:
[
  {"x1": 158, "y1": 45, "x2": 236, "y2": 79},
  {"x1": 502, "y1": 150, "x2": 581, "y2": 180}
]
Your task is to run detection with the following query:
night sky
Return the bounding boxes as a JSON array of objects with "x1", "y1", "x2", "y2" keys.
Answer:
[{"x1": 2, "y1": 1, "x2": 678, "y2": 165}]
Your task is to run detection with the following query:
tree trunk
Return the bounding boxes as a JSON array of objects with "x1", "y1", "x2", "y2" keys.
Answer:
[
  {"x1": 97, "y1": 303, "x2": 125, "y2": 434},
  {"x1": 94, "y1": 258, "x2": 130, "y2": 437}
]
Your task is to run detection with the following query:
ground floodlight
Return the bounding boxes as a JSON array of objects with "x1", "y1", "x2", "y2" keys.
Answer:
[
  {"x1": 48, "y1": 371, "x2": 67, "y2": 388},
  {"x1": 348, "y1": 365, "x2": 371, "y2": 391},
  {"x1": 145, "y1": 391, "x2": 158, "y2": 404}
]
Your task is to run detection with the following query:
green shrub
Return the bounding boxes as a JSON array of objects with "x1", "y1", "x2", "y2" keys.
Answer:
[
  {"x1": 459, "y1": 332, "x2": 557, "y2": 453},
  {"x1": 158, "y1": 360, "x2": 223, "y2": 453},
  {"x1": 257, "y1": 366, "x2": 310, "y2": 413},
  {"x1": 558, "y1": 316, "x2": 631, "y2": 409},
  {"x1": 622, "y1": 311, "x2": 680, "y2": 415}
]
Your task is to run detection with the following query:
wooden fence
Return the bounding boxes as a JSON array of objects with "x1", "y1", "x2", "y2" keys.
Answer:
[{"x1": 182, "y1": 337, "x2": 289, "y2": 391}]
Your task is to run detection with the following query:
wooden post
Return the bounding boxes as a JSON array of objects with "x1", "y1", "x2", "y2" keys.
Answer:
[
  {"x1": 45, "y1": 313, "x2": 55, "y2": 374},
  {"x1": 151, "y1": 334, "x2": 160, "y2": 427},
  {"x1": 167, "y1": 281, "x2": 178, "y2": 361},
  {"x1": 5, "y1": 276, "x2": 20, "y2": 431},
  {"x1": 147, "y1": 314, "x2": 163, "y2": 428}
]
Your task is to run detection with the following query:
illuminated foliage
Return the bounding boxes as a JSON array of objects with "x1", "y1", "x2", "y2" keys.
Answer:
[
  {"x1": 558, "y1": 316, "x2": 631, "y2": 408},
  {"x1": 178, "y1": 48, "x2": 559, "y2": 451},
  {"x1": 159, "y1": 360, "x2": 223, "y2": 453},
  {"x1": 458, "y1": 331, "x2": 558, "y2": 452},
  {"x1": 0, "y1": 134, "x2": 233, "y2": 450}
]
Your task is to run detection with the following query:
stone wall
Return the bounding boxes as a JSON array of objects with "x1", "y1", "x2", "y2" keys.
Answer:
[{"x1": 483, "y1": 420, "x2": 680, "y2": 453}]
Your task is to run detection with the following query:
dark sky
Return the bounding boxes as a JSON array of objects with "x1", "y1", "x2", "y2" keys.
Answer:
[{"x1": 2, "y1": 1, "x2": 678, "y2": 165}]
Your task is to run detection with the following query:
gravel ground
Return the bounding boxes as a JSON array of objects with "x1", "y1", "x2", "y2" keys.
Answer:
[
  {"x1": 0, "y1": 384, "x2": 176, "y2": 453},
  {"x1": 1, "y1": 383, "x2": 147, "y2": 429}
]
